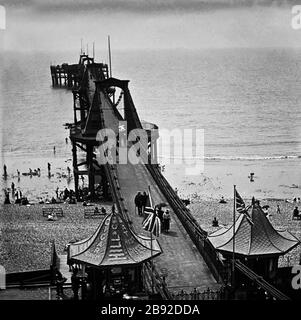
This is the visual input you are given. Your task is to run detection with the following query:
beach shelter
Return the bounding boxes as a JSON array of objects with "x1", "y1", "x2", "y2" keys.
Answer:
[
  {"x1": 68, "y1": 211, "x2": 162, "y2": 299},
  {"x1": 208, "y1": 201, "x2": 300, "y2": 280}
]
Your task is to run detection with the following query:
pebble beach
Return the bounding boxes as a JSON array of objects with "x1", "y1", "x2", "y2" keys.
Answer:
[{"x1": 1, "y1": 196, "x2": 300, "y2": 275}]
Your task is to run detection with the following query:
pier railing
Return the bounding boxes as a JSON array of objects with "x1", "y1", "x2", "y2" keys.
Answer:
[{"x1": 146, "y1": 163, "x2": 228, "y2": 284}]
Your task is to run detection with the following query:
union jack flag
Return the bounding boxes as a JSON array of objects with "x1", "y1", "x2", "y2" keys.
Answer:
[
  {"x1": 142, "y1": 187, "x2": 161, "y2": 237},
  {"x1": 142, "y1": 211, "x2": 161, "y2": 237},
  {"x1": 235, "y1": 188, "x2": 254, "y2": 225}
]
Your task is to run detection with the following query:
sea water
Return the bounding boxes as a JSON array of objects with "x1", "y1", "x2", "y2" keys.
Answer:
[{"x1": 1, "y1": 48, "x2": 301, "y2": 201}]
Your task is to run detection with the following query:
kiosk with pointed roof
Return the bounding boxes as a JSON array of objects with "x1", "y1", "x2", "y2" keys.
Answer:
[
  {"x1": 68, "y1": 210, "x2": 162, "y2": 299},
  {"x1": 208, "y1": 200, "x2": 300, "y2": 281}
]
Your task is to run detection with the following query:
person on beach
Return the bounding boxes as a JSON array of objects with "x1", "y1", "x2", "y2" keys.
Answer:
[
  {"x1": 11, "y1": 182, "x2": 15, "y2": 194},
  {"x1": 277, "y1": 205, "x2": 281, "y2": 214},
  {"x1": 17, "y1": 170, "x2": 20, "y2": 177},
  {"x1": 212, "y1": 217, "x2": 219, "y2": 227},
  {"x1": 3, "y1": 164, "x2": 7, "y2": 178},
  {"x1": 64, "y1": 188, "x2": 70, "y2": 201},
  {"x1": 15, "y1": 189, "x2": 22, "y2": 203},
  {"x1": 67, "y1": 166, "x2": 71, "y2": 176},
  {"x1": 4, "y1": 190, "x2": 11, "y2": 204},
  {"x1": 219, "y1": 196, "x2": 227, "y2": 204},
  {"x1": 53, "y1": 146, "x2": 56, "y2": 154},
  {"x1": 55, "y1": 187, "x2": 59, "y2": 198},
  {"x1": 293, "y1": 207, "x2": 300, "y2": 219},
  {"x1": 65, "y1": 137, "x2": 68, "y2": 144},
  {"x1": 162, "y1": 209, "x2": 171, "y2": 232}
]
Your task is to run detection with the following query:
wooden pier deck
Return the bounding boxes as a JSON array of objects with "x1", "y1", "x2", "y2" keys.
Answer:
[{"x1": 83, "y1": 70, "x2": 220, "y2": 293}]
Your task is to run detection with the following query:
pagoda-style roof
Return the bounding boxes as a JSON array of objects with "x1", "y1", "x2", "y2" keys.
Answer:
[
  {"x1": 69, "y1": 212, "x2": 162, "y2": 267},
  {"x1": 208, "y1": 203, "x2": 300, "y2": 258}
]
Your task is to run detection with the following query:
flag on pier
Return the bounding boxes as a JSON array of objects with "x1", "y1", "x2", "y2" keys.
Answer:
[
  {"x1": 142, "y1": 211, "x2": 161, "y2": 237},
  {"x1": 235, "y1": 188, "x2": 253, "y2": 225},
  {"x1": 142, "y1": 186, "x2": 161, "y2": 237}
]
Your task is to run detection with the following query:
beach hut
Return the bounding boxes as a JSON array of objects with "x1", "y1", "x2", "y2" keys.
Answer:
[
  {"x1": 208, "y1": 201, "x2": 300, "y2": 282},
  {"x1": 68, "y1": 211, "x2": 162, "y2": 299}
]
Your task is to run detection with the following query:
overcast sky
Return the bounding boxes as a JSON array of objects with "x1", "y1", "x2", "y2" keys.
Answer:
[{"x1": 1, "y1": 0, "x2": 301, "y2": 52}]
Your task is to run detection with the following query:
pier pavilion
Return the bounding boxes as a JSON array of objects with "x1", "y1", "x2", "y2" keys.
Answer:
[
  {"x1": 208, "y1": 200, "x2": 300, "y2": 298},
  {"x1": 68, "y1": 211, "x2": 162, "y2": 299}
]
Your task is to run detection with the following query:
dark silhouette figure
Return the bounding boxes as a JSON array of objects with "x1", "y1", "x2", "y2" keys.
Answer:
[
  {"x1": 293, "y1": 207, "x2": 300, "y2": 219},
  {"x1": 212, "y1": 217, "x2": 219, "y2": 227},
  {"x1": 71, "y1": 268, "x2": 80, "y2": 300},
  {"x1": 4, "y1": 190, "x2": 10, "y2": 204},
  {"x1": 11, "y1": 182, "x2": 15, "y2": 194},
  {"x1": 156, "y1": 206, "x2": 164, "y2": 223},
  {"x1": 3, "y1": 165, "x2": 7, "y2": 178},
  {"x1": 141, "y1": 192, "x2": 148, "y2": 214},
  {"x1": 162, "y1": 209, "x2": 171, "y2": 232},
  {"x1": 55, "y1": 270, "x2": 65, "y2": 299},
  {"x1": 219, "y1": 196, "x2": 227, "y2": 204},
  {"x1": 134, "y1": 192, "x2": 143, "y2": 215},
  {"x1": 63, "y1": 188, "x2": 70, "y2": 200}
]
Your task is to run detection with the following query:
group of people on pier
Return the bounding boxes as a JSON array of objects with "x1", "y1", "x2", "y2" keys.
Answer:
[{"x1": 134, "y1": 191, "x2": 171, "y2": 233}]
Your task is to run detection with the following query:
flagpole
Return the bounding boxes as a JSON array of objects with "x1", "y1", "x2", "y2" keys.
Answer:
[
  {"x1": 232, "y1": 185, "x2": 236, "y2": 290},
  {"x1": 150, "y1": 230, "x2": 154, "y2": 294},
  {"x1": 148, "y1": 185, "x2": 154, "y2": 294}
]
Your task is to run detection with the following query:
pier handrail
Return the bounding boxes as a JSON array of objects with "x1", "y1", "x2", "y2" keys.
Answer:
[
  {"x1": 142, "y1": 261, "x2": 174, "y2": 300},
  {"x1": 235, "y1": 260, "x2": 290, "y2": 300}
]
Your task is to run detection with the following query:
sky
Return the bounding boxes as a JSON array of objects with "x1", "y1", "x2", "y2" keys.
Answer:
[{"x1": 1, "y1": 0, "x2": 301, "y2": 51}]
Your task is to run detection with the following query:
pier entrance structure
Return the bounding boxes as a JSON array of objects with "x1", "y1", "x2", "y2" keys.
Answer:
[{"x1": 51, "y1": 54, "x2": 224, "y2": 297}]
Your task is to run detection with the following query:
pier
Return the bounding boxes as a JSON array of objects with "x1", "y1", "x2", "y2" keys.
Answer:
[
  {"x1": 37, "y1": 53, "x2": 299, "y2": 300},
  {"x1": 50, "y1": 54, "x2": 224, "y2": 298}
]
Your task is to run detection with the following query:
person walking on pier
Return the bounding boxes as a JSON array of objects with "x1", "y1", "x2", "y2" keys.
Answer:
[
  {"x1": 162, "y1": 209, "x2": 171, "y2": 233},
  {"x1": 71, "y1": 268, "x2": 80, "y2": 300},
  {"x1": 156, "y1": 206, "x2": 164, "y2": 224},
  {"x1": 134, "y1": 192, "x2": 143, "y2": 216},
  {"x1": 141, "y1": 191, "x2": 148, "y2": 214}
]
